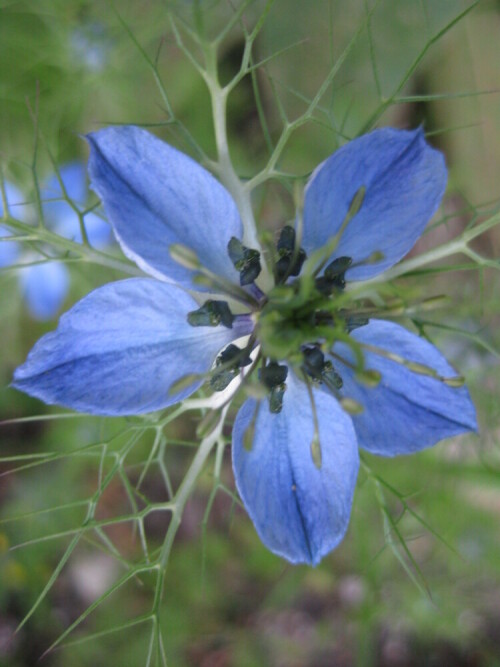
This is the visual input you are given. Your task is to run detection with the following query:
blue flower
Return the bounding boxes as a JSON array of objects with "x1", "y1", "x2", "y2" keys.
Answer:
[
  {"x1": 70, "y1": 22, "x2": 110, "y2": 73},
  {"x1": 12, "y1": 126, "x2": 477, "y2": 565},
  {"x1": 1, "y1": 164, "x2": 111, "y2": 320}
]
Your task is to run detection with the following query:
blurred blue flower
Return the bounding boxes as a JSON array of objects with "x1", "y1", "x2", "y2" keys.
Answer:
[
  {"x1": 0, "y1": 183, "x2": 24, "y2": 269},
  {"x1": 1, "y1": 164, "x2": 111, "y2": 320},
  {"x1": 70, "y1": 22, "x2": 110, "y2": 73},
  {"x1": 13, "y1": 126, "x2": 477, "y2": 564}
]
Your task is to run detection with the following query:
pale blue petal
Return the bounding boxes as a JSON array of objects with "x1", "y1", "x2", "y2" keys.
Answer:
[
  {"x1": 13, "y1": 279, "x2": 252, "y2": 415},
  {"x1": 45, "y1": 203, "x2": 81, "y2": 238},
  {"x1": 0, "y1": 226, "x2": 20, "y2": 268},
  {"x1": 86, "y1": 126, "x2": 243, "y2": 289},
  {"x1": 232, "y1": 372, "x2": 359, "y2": 566},
  {"x1": 43, "y1": 163, "x2": 87, "y2": 205},
  {"x1": 19, "y1": 262, "x2": 70, "y2": 320},
  {"x1": 71, "y1": 23, "x2": 109, "y2": 72},
  {"x1": 1, "y1": 182, "x2": 31, "y2": 223},
  {"x1": 79, "y1": 211, "x2": 112, "y2": 249},
  {"x1": 302, "y1": 128, "x2": 447, "y2": 280},
  {"x1": 334, "y1": 320, "x2": 477, "y2": 456},
  {"x1": 42, "y1": 164, "x2": 112, "y2": 248},
  {"x1": 55, "y1": 208, "x2": 111, "y2": 249},
  {"x1": 42, "y1": 164, "x2": 85, "y2": 233},
  {"x1": 0, "y1": 183, "x2": 25, "y2": 266}
]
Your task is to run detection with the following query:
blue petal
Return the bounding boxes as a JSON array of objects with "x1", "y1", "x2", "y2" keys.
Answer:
[
  {"x1": 0, "y1": 181, "x2": 31, "y2": 223},
  {"x1": 79, "y1": 211, "x2": 112, "y2": 249},
  {"x1": 13, "y1": 278, "x2": 251, "y2": 415},
  {"x1": 302, "y1": 128, "x2": 447, "y2": 280},
  {"x1": 0, "y1": 183, "x2": 26, "y2": 266},
  {"x1": 42, "y1": 164, "x2": 112, "y2": 248},
  {"x1": 0, "y1": 226, "x2": 21, "y2": 268},
  {"x1": 43, "y1": 163, "x2": 87, "y2": 205},
  {"x1": 86, "y1": 126, "x2": 243, "y2": 289},
  {"x1": 55, "y1": 208, "x2": 111, "y2": 249},
  {"x1": 19, "y1": 262, "x2": 70, "y2": 320},
  {"x1": 232, "y1": 372, "x2": 359, "y2": 565},
  {"x1": 71, "y1": 23, "x2": 109, "y2": 72},
  {"x1": 334, "y1": 320, "x2": 477, "y2": 456}
]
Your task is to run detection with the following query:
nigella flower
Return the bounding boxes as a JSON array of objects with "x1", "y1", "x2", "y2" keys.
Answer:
[
  {"x1": 70, "y1": 22, "x2": 110, "y2": 73},
  {"x1": 12, "y1": 126, "x2": 477, "y2": 565},
  {"x1": 1, "y1": 164, "x2": 111, "y2": 320}
]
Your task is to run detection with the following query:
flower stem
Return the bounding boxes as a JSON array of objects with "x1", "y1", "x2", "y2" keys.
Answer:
[
  {"x1": 155, "y1": 405, "x2": 228, "y2": 583},
  {"x1": 361, "y1": 212, "x2": 500, "y2": 284},
  {"x1": 204, "y1": 44, "x2": 261, "y2": 253},
  {"x1": 2, "y1": 215, "x2": 143, "y2": 277}
]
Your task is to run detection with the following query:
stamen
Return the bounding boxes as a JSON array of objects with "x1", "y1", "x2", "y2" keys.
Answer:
[
  {"x1": 275, "y1": 226, "x2": 307, "y2": 283},
  {"x1": 170, "y1": 243, "x2": 258, "y2": 307},
  {"x1": 259, "y1": 361, "x2": 288, "y2": 414},
  {"x1": 228, "y1": 237, "x2": 262, "y2": 286},
  {"x1": 258, "y1": 230, "x2": 278, "y2": 277},
  {"x1": 185, "y1": 343, "x2": 261, "y2": 412},
  {"x1": 330, "y1": 350, "x2": 371, "y2": 382},
  {"x1": 169, "y1": 339, "x2": 258, "y2": 403},
  {"x1": 269, "y1": 384, "x2": 286, "y2": 413},
  {"x1": 355, "y1": 368, "x2": 381, "y2": 387},
  {"x1": 340, "y1": 397, "x2": 364, "y2": 414},
  {"x1": 219, "y1": 344, "x2": 253, "y2": 367},
  {"x1": 329, "y1": 332, "x2": 366, "y2": 371},
  {"x1": 347, "y1": 250, "x2": 385, "y2": 271},
  {"x1": 243, "y1": 401, "x2": 260, "y2": 451},
  {"x1": 301, "y1": 185, "x2": 366, "y2": 279},
  {"x1": 168, "y1": 372, "x2": 203, "y2": 397},
  {"x1": 259, "y1": 361, "x2": 288, "y2": 388},
  {"x1": 302, "y1": 346, "x2": 343, "y2": 392},
  {"x1": 302, "y1": 374, "x2": 322, "y2": 469},
  {"x1": 322, "y1": 361, "x2": 344, "y2": 391},
  {"x1": 326, "y1": 256, "x2": 353, "y2": 278},
  {"x1": 169, "y1": 243, "x2": 201, "y2": 270},
  {"x1": 211, "y1": 343, "x2": 253, "y2": 391},
  {"x1": 302, "y1": 346, "x2": 324, "y2": 377},
  {"x1": 359, "y1": 341, "x2": 465, "y2": 385},
  {"x1": 343, "y1": 312, "x2": 370, "y2": 333},
  {"x1": 315, "y1": 256, "x2": 352, "y2": 296},
  {"x1": 187, "y1": 300, "x2": 235, "y2": 329},
  {"x1": 336, "y1": 295, "x2": 449, "y2": 325},
  {"x1": 211, "y1": 368, "x2": 237, "y2": 392}
]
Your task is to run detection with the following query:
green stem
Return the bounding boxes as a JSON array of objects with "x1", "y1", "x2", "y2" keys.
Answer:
[
  {"x1": 2, "y1": 216, "x2": 142, "y2": 277},
  {"x1": 157, "y1": 406, "x2": 228, "y2": 571},
  {"x1": 204, "y1": 45, "x2": 261, "y2": 252},
  {"x1": 361, "y1": 213, "x2": 500, "y2": 284}
]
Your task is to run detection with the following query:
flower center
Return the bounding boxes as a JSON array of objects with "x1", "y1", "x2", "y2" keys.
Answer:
[
  {"x1": 256, "y1": 239, "x2": 355, "y2": 362},
  {"x1": 185, "y1": 226, "x2": 369, "y2": 413}
]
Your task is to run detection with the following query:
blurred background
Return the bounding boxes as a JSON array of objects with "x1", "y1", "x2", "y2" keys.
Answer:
[{"x1": 1, "y1": 1, "x2": 500, "y2": 665}]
